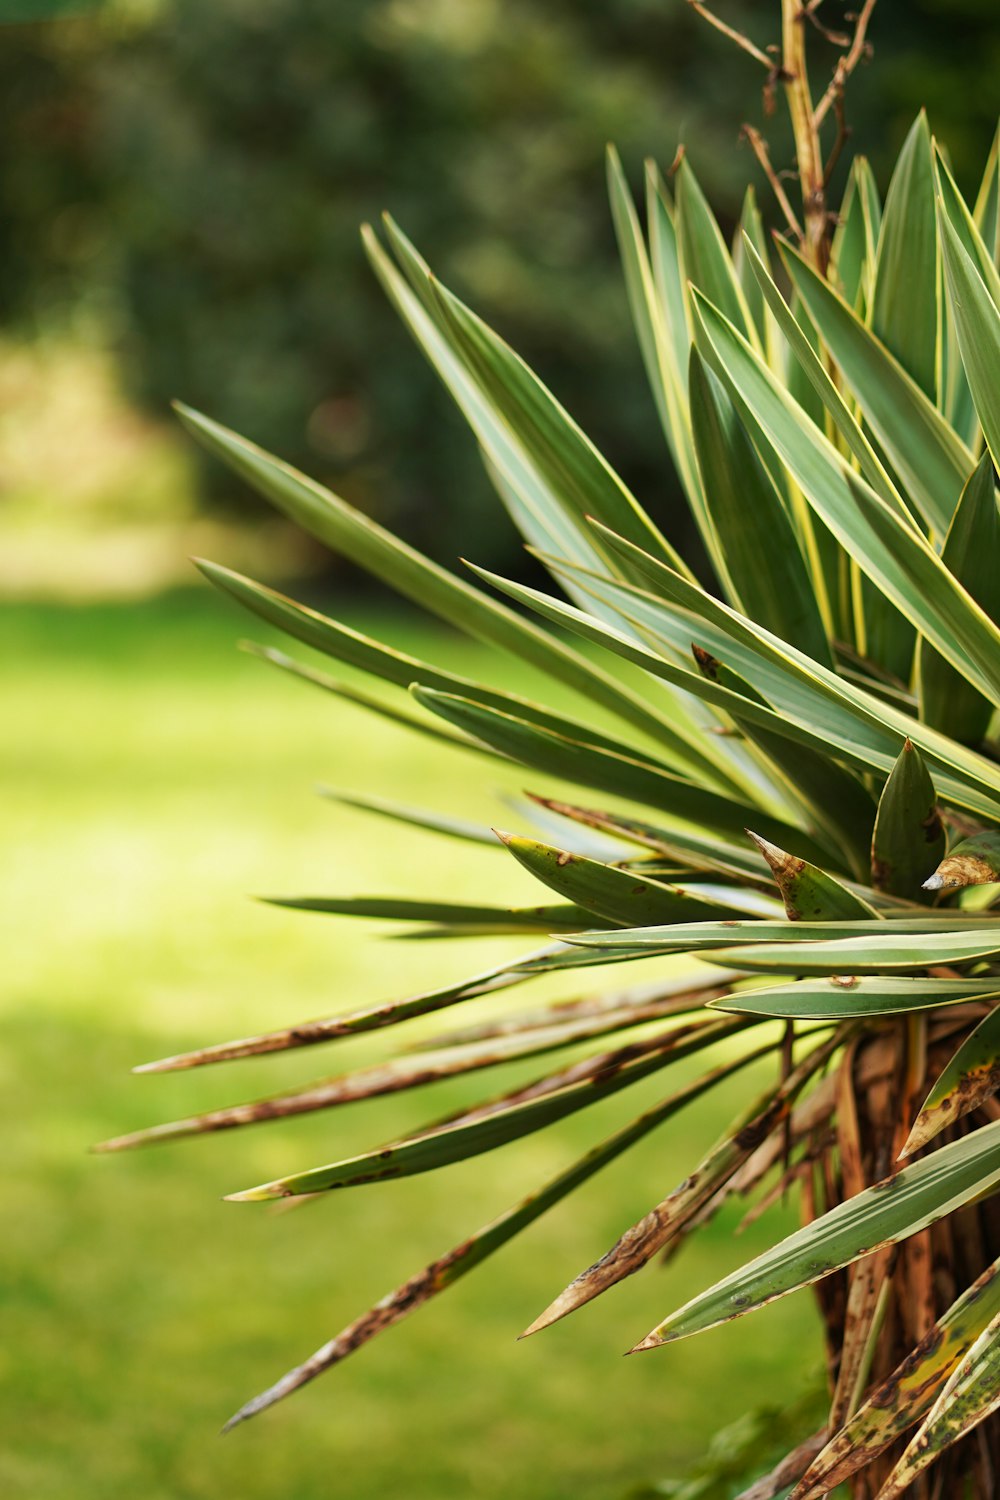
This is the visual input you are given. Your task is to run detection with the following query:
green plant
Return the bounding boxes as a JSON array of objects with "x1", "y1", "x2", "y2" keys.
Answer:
[{"x1": 102, "y1": 9, "x2": 1000, "y2": 1496}]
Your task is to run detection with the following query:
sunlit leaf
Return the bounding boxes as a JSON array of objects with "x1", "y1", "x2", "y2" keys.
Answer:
[{"x1": 636, "y1": 1119, "x2": 1000, "y2": 1348}]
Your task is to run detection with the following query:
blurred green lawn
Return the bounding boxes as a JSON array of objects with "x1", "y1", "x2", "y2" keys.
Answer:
[{"x1": 2, "y1": 588, "x2": 823, "y2": 1499}]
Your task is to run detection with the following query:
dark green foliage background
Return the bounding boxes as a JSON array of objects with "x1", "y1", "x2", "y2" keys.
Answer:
[{"x1": 2, "y1": 0, "x2": 997, "y2": 567}]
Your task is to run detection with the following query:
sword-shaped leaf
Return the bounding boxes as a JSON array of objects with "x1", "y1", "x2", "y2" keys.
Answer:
[
  {"x1": 177, "y1": 399, "x2": 704, "y2": 770},
  {"x1": 777, "y1": 238, "x2": 969, "y2": 536},
  {"x1": 199, "y1": 560, "x2": 704, "y2": 779},
  {"x1": 869, "y1": 111, "x2": 939, "y2": 401},
  {"x1": 747, "y1": 832, "x2": 876, "y2": 921},
  {"x1": 744, "y1": 236, "x2": 917, "y2": 528},
  {"x1": 792, "y1": 1255, "x2": 1000, "y2": 1499},
  {"x1": 870, "y1": 740, "x2": 946, "y2": 900},
  {"x1": 261, "y1": 893, "x2": 608, "y2": 934},
  {"x1": 583, "y1": 523, "x2": 1000, "y2": 824},
  {"x1": 831, "y1": 156, "x2": 879, "y2": 310},
  {"x1": 495, "y1": 832, "x2": 742, "y2": 927},
  {"x1": 226, "y1": 1018, "x2": 751, "y2": 1201},
  {"x1": 134, "y1": 946, "x2": 562, "y2": 1074},
  {"x1": 423, "y1": 262, "x2": 689, "y2": 580},
  {"x1": 606, "y1": 148, "x2": 704, "y2": 532},
  {"x1": 569, "y1": 914, "x2": 991, "y2": 957},
  {"x1": 675, "y1": 155, "x2": 759, "y2": 350},
  {"x1": 709, "y1": 928, "x2": 1000, "y2": 976},
  {"x1": 524, "y1": 794, "x2": 777, "y2": 885},
  {"x1": 688, "y1": 349, "x2": 831, "y2": 664},
  {"x1": 939, "y1": 207, "x2": 1000, "y2": 476},
  {"x1": 876, "y1": 1311, "x2": 1000, "y2": 1498},
  {"x1": 710, "y1": 977, "x2": 1000, "y2": 1021},
  {"x1": 473, "y1": 543, "x2": 1000, "y2": 826},
  {"x1": 419, "y1": 970, "x2": 738, "y2": 1052},
  {"x1": 731, "y1": 186, "x2": 772, "y2": 351},
  {"x1": 935, "y1": 143, "x2": 1000, "y2": 307},
  {"x1": 318, "y1": 787, "x2": 498, "y2": 846},
  {"x1": 243, "y1": 645, "x2": 478, "y2": 756},
  {"x1": 934, "y1": 143, "x2": 1000, "y2": 450},
  {"x1": 221, "y1": 1050, "x2": 763, "y2": 1431},
  {"x1": 973, "y1": 123, "x2": 1000, "y2": 258},
  {"x1": 99, "y1": 988, "x2": 714, "y2": 1153},
  {"x1": 918, "y1": 453, "x2": 1000, "y2": 745},
  {"x1": 635, "y1": 1118, "x2": 1000, "y2": 1349},
  {"x1": 901, "y1": 1004, "x2": 1000, "y2": 1156}
]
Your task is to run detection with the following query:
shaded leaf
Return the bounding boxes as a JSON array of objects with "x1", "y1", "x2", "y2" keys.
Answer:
[
  {"x1": 691, "y1": 293, "x2": 1000, "y2": 707},
  {"x1": 870, "y1": 740, "x2": 946, "y2": 900},
  {"x1": 918, "y1": 452, "x2": 1000, "y2": 746},
  {"x1": 412, "y1": 686, "x2": 830, "y2": 859},
  {"x1": 777, "y1": 237, "x2": 969, "y2": 536},
  {"x1": 870, "y1": 112, "x2": 939, "y2": 401},
  {"x1": 694, "y1": 649, "x2": 875, "y2": 873},
  {"x1": 262, "y1": 893, "x2": 608, "y2": 934},
  {"x1": 688, "y1": 348, "x2": 831, "y2": 665}
]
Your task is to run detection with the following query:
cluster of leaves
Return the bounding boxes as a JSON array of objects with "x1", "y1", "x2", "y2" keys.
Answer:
[{"x1": 102, "y1": 112, "x2": 1000, "y2": 1495}]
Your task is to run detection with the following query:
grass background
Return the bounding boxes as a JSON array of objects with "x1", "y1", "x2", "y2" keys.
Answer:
[{"x1": 2, "y1": 587, "x2": 824, "y2": 1498}]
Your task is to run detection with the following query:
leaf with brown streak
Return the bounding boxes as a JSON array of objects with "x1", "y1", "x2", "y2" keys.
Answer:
[
  {"x1": 789, "y1": 1256, "x2": 1000, "y2": 1497},
  {"x1": 747, "y1": 831, "x2": 877, "y2": 920},
  {"x1": 225, "y1": 1017, "x2": 759, "y2": 1201},
  {"x1": 519, "y1": 1029, "x2": 844, "y2": 1338},
  {"x1": 923, "y1": 829, "x2": 1000, "y2": 892},
  {"x1": 133, "y1": 947, "x2": 556, "y2": 1073},
  {"x1": 874, "y1": 1310, "x2": 1000, "y2": 1498},
  {"x1": 902, "y1": 1003, "x2": 1000, "y2": 1157},
  {"x1": 220, "y1": 1050, "x2": 759, "y2": 1429},
  {"x1": 95, "y1": 989, "x2": 730, "y2": 1153}
]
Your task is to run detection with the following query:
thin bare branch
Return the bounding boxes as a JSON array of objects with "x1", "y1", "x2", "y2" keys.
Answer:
[
  {"x1": 802, "y1": 1, "x2": 850, "y2": 48},
  {"x1": 685, "y1": 0, "x2": 775, "y2": 70},
  {"x1": 741, "y1": 124, "x2": 805, "y2": 242},
  {"x1": 822, "y1": 90, "x2": 851, "y2": 187},
  {"x1": 813, "y1": 0, "x2": 878, "y2": 129}
]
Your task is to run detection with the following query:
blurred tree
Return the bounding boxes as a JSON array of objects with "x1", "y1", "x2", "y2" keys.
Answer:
[{"x1": 1, "y1": 0, "x2": 996, "y2": 569}]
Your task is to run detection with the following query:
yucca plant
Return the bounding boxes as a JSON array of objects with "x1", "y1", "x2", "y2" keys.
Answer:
[{"x1": 100, "y1": 7, "x2": 1000, "y2": 1495}]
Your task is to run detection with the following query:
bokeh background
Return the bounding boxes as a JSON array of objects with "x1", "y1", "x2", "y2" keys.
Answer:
[{"x1": 3, "y1": 2, "x2": 998, "y2": 1497}]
